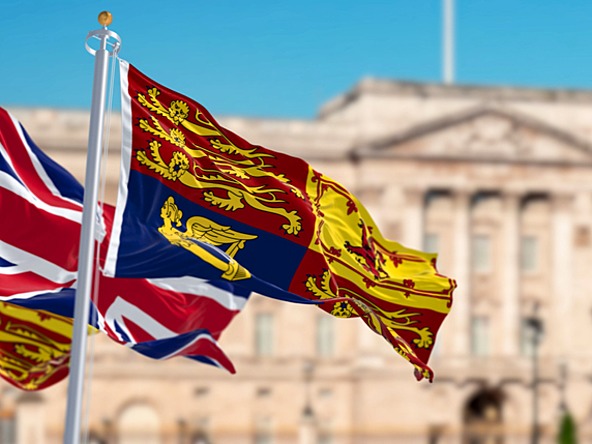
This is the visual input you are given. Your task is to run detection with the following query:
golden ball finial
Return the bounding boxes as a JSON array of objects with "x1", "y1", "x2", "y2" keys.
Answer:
[{"x1": 98, "y1": 11, "x2": 113, "y2": 27}]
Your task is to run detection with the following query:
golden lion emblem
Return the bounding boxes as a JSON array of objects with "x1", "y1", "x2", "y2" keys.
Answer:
[{"x1": 135, "y1": 87, "x2": 303, "y2": 235}]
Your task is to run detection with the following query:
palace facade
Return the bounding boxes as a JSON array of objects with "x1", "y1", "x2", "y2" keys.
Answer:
[{"x1": 4, "y1": 77, "x2": 592, "y2": 443}]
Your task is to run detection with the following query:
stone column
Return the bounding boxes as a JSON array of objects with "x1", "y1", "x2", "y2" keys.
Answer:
[
  {"x1": 451, "y1": 190, "x2": 472, "y2": 356},
  {"x1": 552, "y1": 193, "x2": 574, "y2": 353},
  {"x1": 501, "y1": 191, "x2": 521, "y2": 356},
  {"x1": 402, "y1": 187, "x2": 425, "y2": 250}
]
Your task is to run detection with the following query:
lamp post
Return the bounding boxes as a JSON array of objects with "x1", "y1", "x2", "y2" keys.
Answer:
[
  {"x1": 558, "y1": 360, "x2": 567, "y2": 414},
  {"x1": 525, "y1": 305, "x2": 543, "y2": 444},
  {"x1": 299, "y1": 360, "x2": 316, "y2": 444}
]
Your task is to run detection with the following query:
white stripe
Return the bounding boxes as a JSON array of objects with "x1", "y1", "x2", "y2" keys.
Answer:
[
  {"x1": 94, "y1": 307, "x2": 107, "y2": 332},
  {"x1": 199, "y1": 355, "x2": 224, "y2": 370},
  {"x1": 0, "y1": 286, "x2": 71, "y2": 302},
  {"x1": 0, "y1": 138, "x2": 22, "y2": 185},
  {"x1": 104, "y1": 59, "x2": 132, "y2": 276},
  {"x1": 104, "y1": 295, "x2": 176, "y2": 344},
  {"x1": 0, "y1": 170, "x2": 82, "y2": 223},
  {"x1": 0, "y1": 264, "x2": 23, "y2": 275},
  {"x1": 157, "y1": 331, "x2": 220, "y2": 362},
  {"x1": 0, "y1": 122, "x2": 105, "y2": 238},
  {"x1": 7, "y1": 112, "x2": 83, "y2": 210},
  {"x1": 0, "y1": 240, "x2": 77, "y2": 283},
  {"x1": 146, "y1": 276, "x2": 248, "y2": 311}
]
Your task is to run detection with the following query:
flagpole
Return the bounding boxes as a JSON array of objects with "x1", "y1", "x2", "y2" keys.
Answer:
[
  {"x1": 443, "y1": 0, "x2": 455, "y2": 84},
  {"x1": 64, "y1": 12, "x2": 120, "y2": 444}
]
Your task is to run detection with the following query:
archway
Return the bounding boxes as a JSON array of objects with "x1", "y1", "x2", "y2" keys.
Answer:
[
  {"x1": 117, "y1": 402, "x2": 162, "y2": 444},
  {"x1": 463, "y1": 388, "x2": 505, "y2": 444}
]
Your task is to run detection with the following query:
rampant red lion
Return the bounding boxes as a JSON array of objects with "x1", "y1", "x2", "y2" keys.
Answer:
[{"x1": 344, "y1": 219, "x2": 387, "y2": 280}]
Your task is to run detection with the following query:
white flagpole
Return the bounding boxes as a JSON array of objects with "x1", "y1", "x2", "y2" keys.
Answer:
[
  {"x1": 443, "y1": 0, "x2": 455, "y2": 84},
  {"x1": 64, "y1": 12, "x2": 120, "y2": 444}
]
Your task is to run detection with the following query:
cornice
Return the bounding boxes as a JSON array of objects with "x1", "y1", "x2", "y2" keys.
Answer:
[
  {"x1": 320, "y1": 78, "x2": 592, "y2": 119},
  {"x1": 353, "y1": 105, "x2": 592, "y2": 159}
]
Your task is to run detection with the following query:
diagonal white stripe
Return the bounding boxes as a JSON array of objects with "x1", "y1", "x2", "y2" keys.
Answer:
[
  {"x1": 146, "y1": 276, "x2": 248, "y2": 311},
  {"x1": 104, "y1": 296, "x2": 176, "y2": 344},
  {"x1": 2, "y1": 112, "x2": 106, "y2": 240},
  {"x1": 7, "y1": 112, "x2": 83, "y2": 210},
  {"x1": 0, "y1": 285, "x2": 73, "y2": 302},
  {"x1": 0, "y1": 240, "x2": 77, "y2": 283},
  {"x1": 0, "y1": 170, "x2": 82, "y2": 223},
  {"x1": 0, "y1": 264, "x2": 23, "y2": 275},
  {"x1": 157, "y1": 331, "x2": 220, "y2": 362}
]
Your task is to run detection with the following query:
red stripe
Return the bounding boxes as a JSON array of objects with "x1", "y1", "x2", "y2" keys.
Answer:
[
  {"x1": 171, "y1": 338, "x2": 235, "y2": 374},
  {"x1": 95, "y1": 275, "x2": 238, "y2": 339},
  {"x1": 0, "y1": 190, "x2": 80, "y2": 271},
  {"x1": 94, "y1": 274, "x2": 238, "y2": 373},
  {"x1": 0, "y1": 109, "x2": 81, "y2": 212},
  {"x1": 0, "y1": 271, "x2": 73, "y2": 297}
]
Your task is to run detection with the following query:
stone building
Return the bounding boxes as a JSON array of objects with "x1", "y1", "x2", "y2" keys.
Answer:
[{"x1": 3, "y1": 77, "x2": 592, "y2": 443}]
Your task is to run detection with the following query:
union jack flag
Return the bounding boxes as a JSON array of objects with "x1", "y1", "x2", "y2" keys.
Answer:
[{"x1": 0, "y1": 107, "x2": 247, "y2": 389}]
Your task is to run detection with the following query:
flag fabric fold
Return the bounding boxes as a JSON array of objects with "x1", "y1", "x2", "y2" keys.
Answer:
[
  {"x1": 0, "y1": 107, "x2": 245, "y2": 389},
  {"x1": 107, "y1": 61, "x2": 456, "y2": 381}
]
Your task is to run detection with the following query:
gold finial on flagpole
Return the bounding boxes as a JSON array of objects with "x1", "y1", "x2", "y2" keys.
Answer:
[{"x1": 98, "y1": 11, "x2": 112, "y2": 27}]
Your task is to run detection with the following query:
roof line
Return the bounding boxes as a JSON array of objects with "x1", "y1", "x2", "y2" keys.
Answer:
[
  {"x1": 352, "y1": 105, "x2": 592, "y2": 157},
  {"x1": 320, "y1": 78, "x2": 592, "y2": 119}
]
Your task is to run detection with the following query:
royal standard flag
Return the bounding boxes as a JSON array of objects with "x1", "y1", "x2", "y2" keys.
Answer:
[
  {"x1": 106, "y1": 61, "x2": 456, "y2": 381},
  {"x1": 0, "y1": 302, "x2": 73, "y2": 391}
]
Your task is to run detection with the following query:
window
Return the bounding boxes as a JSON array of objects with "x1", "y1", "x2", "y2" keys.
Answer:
[
  {"x1": 191, "y1": 433, "x2": 210, "y2": 444},
  {"x1": 191, "y1": 417, "x2": 211, "y2": 444},
  {"x1": 472, "y1": 235, "x2": 491, "y2": 272},
  {"x1": 117, "y1": 403, "x2": 161, "y2": 444},
  {"x1": 428, "y1": 425, "x2": 444, "y2": 444},
  {"x1": 194, "y1": 386, "x2": 209, "y2": 397},
  {"x1": 254, "y1": 417, "x2": 273, "y2": 444},
  {"x1": 521, "y1": 236, "x2": 538, "y2": 272},
  {"x1": 316, "y1": 315, "x2": 334, "y2": 357},
  {"x1": 317, "y1": 420, "x2": 333, "y2": 444},
  {"x1": 255, "y1": 313, "x2": 274, "y2": 356},
  {"x1": 470, "y1": 316, "x2": 490, "y2": 357},
  {"x1": 318, "y1": 433, "x2": 333, "y2": 444},
  {"x1": 88, "y1": 434, "x2": 107, "y2": 444},
  {"x1": 0, "y1": 416, "x2": 16, "y2": 444},
  {"x1": 575, "y1": 225, "x2": 590, "y2": 247},
  {"x1": 256, "y1": 387, "x2": 272, "y2": 398},
  {"x1": 424, "y1": 233, "x2": 439, "y2": 253},
  {"x1": 254, "y1": 433, "x2": 272, "y2": 444}
]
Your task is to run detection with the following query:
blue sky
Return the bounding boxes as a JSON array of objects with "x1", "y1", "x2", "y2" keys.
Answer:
[{"x1": 2, "y1": 1, "x2": 592, "y2": 118}]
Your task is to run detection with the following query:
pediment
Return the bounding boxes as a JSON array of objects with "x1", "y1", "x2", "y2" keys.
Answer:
[{"x1": 356, "y1": 107, "x2": 592, "y2": 165}]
